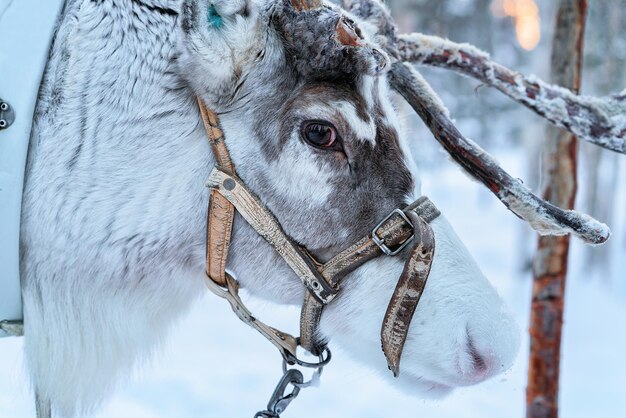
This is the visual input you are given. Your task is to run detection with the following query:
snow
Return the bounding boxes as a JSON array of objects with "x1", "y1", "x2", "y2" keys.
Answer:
[
  {"x1": 400, "y1": 33, "x2": 491, "y2": 66},
  {"x1": 495, "y1": 73, "x2": 626, "y2": 153},
  {"x1": 502, "y1": 186, "x2": 611, "y2": 244},
  {"x1": 1, "y1": 152, "x2": 625, "y2": 418}
]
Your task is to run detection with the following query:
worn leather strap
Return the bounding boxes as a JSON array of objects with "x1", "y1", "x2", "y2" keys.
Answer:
[
  {"x1": 381, "y1": 212, "x2": 436, "y2": 377},
  {"x1": 199, "y1": 98, "x2": 300, "y2": 361},
  {"x1": 198, "y1": 99, "x2": 234, "y2": 171},
  {"x1": 198, "y1": 99, "x2": 235, "y2": 286},
  {"x1": 204, "y1": 271, "x2": 299, "y2": 361},
  {"x1": 300, "y1": 206, "x2": 417, "y2": 353},
  {"x1": 322, "y1": 197, "x2": 439, "y2": 288},
  {"x1": 300, "y1": 197, "x2": 440, "y2": 358},
  {"x1": 206, "y1": 167, "x2": 338, "y2": 304}
]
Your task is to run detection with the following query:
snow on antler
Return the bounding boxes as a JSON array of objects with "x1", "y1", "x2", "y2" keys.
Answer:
[
  {"x1": 335, "y1": 0, "x2": 614, "y2": 244},
  {"x1": 397, "y1": 33, "x2": 626, "y2": 154},
  {"x1": 390, "y1": 63, "x2": 609, "y2": 245},
  {"x1": 340, "y1": 0, "x2": 626, "y2": 154}
]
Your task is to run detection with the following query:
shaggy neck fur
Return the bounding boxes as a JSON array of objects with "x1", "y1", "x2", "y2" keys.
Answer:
[{"x1": 23, "y1": 1, "x2": 212, "y2": 414}]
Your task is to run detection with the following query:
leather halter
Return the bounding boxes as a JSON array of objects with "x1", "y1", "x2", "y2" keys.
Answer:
[{"x1": 198, "y1": 98, "x2": 440, "y2": 375}]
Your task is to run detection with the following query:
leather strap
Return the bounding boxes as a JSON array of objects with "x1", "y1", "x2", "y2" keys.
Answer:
[
  {"x1": 300, "y1": 197, "x2": 440, "y2": 354},
  {"x1": 322, "y1": 196, "x2": 439, "y2": 288},
  {"x1": 198, "y1": 99, "x2": 234, "y2": 171},
  {"x1": 381, "y1": 212, "x2": 436, "y2": 377},
  {"x1": 197, "y1": 97, "x2": 440, "y2": 376},
  {"x1": 204, "y1": 271, "x2": 299, "y2": 361},
  {"x1": 199, "y1": 98, "x2": 302, "y2": 362},
  {"x1": 206, "y1": 167, "x2": 338, "y2": 303},
  {"x1": 300, "y1": 206, "x2": 418, "y2": 352},
  {"x1": 198, "y1": 99, "x2": 235, "y2": 286}
]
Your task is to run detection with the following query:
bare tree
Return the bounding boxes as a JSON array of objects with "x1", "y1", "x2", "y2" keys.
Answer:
[{"x1": 527, "y1": 1, "x2": 587, "y2": 418}]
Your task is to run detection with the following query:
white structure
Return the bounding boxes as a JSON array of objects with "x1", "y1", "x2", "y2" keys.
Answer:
[{"x1": 0, "y1": 0, "x2": 66, "y2": 337}]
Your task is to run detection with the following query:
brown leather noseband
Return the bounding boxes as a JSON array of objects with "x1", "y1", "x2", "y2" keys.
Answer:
[{"x1": 198, "y1": 98, "x2": 440, "y2": 376}]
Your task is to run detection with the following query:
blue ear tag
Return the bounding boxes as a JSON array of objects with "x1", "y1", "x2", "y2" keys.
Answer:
[{"x1": 207, "y1": 5, "x2": 223, "y2": 28}]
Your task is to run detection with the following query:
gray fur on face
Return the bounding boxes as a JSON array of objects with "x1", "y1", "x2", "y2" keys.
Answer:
[
  {"x1": 178, "y1": 0, "x2": 412, "y2": 257},
  {"x1": 256, "y1": 79, "x2": 413, "y2": 257}
]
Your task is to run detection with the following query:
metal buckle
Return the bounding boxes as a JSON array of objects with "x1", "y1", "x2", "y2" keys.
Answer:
[{"x1": 371, "y1": 209, "x2": 414, "y2": 256}]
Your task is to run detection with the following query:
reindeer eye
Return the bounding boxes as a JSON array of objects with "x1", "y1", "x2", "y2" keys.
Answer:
[{"x1": 301, "y1": 121, "x2": 339, "y2": 149}]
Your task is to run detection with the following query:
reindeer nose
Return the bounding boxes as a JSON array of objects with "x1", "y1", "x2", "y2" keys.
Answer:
[
  {"x1": 456, "y1": 319, "x2": 519, "y2": 385},
  {"x1": 457, "y1": 331, "x2": 493, "y2": 383}
]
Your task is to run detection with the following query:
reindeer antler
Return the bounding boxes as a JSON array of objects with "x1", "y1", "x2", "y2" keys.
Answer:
[
  {"x1": 396, "y1": 34, "x2": 626, "y2": 154},
  {"x1": 339, "y1": 0, "x2": 615, "y2": 245},
  {"x1": 390, "y1": 62, "x2": 609, "y2": 244},
  {"x1": 288, "y1": 0, "x2": 616, "y2": 244},
  {"x1": 342, "y1": 0, "x2": 625, "y2": 154},
  {"x1": 274, "y1": 0, "x2": 389, "y2": 77}
]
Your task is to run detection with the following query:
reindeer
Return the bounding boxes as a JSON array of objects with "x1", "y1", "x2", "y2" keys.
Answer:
[{"x1": 9, "y1": 0, "x2": 624, "y2": 416}]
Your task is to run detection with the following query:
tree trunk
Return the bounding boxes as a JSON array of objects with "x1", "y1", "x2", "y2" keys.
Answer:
[{"x1": 527, "y1": 1, "x2": 587, "y2": 418}]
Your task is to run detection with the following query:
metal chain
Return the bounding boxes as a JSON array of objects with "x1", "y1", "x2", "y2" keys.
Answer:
[
  {"x1": 254, "y1": 347, "x2": 331, "y2": 418},
  {"x1": 254, "y1": 369, "x2": 303, "y2": 418}
]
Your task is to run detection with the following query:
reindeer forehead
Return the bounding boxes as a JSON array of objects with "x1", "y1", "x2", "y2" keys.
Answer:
[{"x1": 270, "y1": 1, "x2": 389, "y2": 78}]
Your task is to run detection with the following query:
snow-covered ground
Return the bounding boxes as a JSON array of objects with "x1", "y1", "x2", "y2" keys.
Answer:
[{"x1": 1, "y1": 150, "x2": 625, "y2": 418}]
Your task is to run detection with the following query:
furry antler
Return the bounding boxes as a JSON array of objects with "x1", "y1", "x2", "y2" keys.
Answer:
[
  {"x1": 390, "y1": 62, "x2": 608, "y2": 244},
  {"x1": 285, "y1": 0, "x2": 617, "y2": 244},
  {"x1": 274, "y1": 0, "x2": 389, "y2": 77},
  {"x1": 338, "y1": 0, "x2": 614, "y2": 244},
  {"x1": 397, "y1": 34, "x2": 626, "y2": 154}
]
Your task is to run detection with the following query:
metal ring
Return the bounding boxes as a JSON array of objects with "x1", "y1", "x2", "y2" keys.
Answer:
[
  {"x1": 284, "y1": 340, "x2": 332, "y2": 368},
  {"x1": 255, "y1": 411, "x2": 278, "y2": 418},
  {"x1": 282, "y1": 347, "x2": 329, "y2": 389},
  {"x1": 282, "y1": 361, "x2": 325, "y2": 389}
]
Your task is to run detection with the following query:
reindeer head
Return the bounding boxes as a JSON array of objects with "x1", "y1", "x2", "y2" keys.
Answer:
[{"x1": 178, "y1": 0, "x2": 519, "y2": 396}]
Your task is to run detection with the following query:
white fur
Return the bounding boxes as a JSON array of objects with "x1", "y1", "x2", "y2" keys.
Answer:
[
  {"x1": 358, "y1": 75, "x2": 376, "y2": 111},
  {"x1": 20, "y1": 0, "x2": 520, "y2": 416},
  {"x1": 267, "y1": 147, "x2": 335, "y2": 204},
  {"x1": 336, "y1": 101, "x2": 377, "y2": 145}
]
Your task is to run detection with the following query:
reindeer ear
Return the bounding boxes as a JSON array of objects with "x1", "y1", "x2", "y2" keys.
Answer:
[{"x1": 207, "y1": 5, "x2": 224, "y2": 28}]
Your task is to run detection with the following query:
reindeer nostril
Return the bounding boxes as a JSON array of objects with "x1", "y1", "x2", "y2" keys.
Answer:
[
  {"x1": 460, "y1": 327, "x2": 494, "y2": 382},
  {"x1": 467, "y1": 337, "x2": 488, "y2": 374}
]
